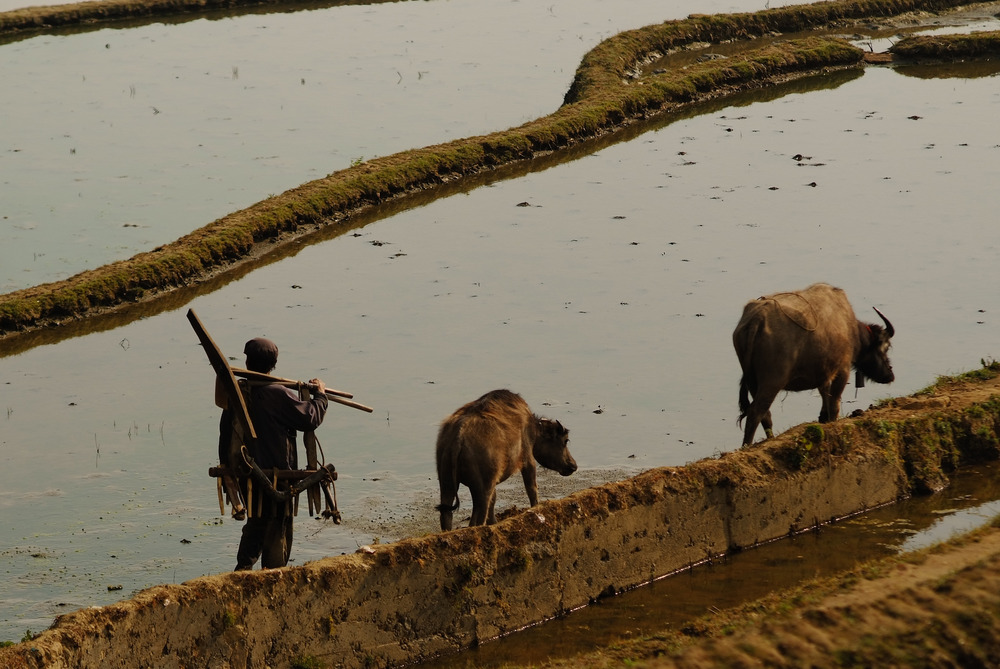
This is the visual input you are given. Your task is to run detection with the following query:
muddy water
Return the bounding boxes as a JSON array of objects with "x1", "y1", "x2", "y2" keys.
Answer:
[{"x1": 2, "y1": 0, "x2": 1000, "y2": 649}]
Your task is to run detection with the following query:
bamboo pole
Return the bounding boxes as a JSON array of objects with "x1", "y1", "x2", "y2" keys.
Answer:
[
  {"x1": 230, "y1": 367, "x2": 353, "y2": 398},
  {"x1": 247, "y1": 381, "x2": 373, "y2": 413},
  {"x1": 231, "y1": 367, "x2": 374, "y2": 413}
]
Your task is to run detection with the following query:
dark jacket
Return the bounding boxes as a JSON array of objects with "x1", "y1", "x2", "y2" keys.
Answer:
[{"x1": 248, "y1": 384, "x2": 328, "y2": 469}]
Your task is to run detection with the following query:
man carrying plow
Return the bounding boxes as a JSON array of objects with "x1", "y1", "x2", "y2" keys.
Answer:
[
  {"x1": 189, "y1": 309, "x2": 372, "y2": 571},
  {"x1": 226, "y1": 337, "x2": 328, "y2": 570}
]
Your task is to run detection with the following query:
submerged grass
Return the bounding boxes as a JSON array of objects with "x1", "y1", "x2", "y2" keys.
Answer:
[{"x1": 0, "y1": 0, "x2": 992, "y2": 335}]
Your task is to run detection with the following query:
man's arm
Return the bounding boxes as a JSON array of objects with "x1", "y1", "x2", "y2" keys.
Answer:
[{"x1": 264, "y1": 384, "x2": 329, "y2": 432}]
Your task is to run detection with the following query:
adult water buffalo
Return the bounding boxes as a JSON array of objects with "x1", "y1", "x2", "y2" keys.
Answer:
[
  {"x1": 436, "y1": 389, "x2": 576, "y2": 530},
  {"x1": 733, "y1": 283, "x2": 895, "y2": 447}
]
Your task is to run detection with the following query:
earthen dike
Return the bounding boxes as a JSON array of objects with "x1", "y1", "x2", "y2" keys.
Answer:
[{"x1": 3, "y1": 369, "x2": 999, "y2": 668}]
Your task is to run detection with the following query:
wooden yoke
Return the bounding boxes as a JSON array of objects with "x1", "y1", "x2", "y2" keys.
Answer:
[{"x1": 188, "y1": 309, "x2": 257, "y2": 443}]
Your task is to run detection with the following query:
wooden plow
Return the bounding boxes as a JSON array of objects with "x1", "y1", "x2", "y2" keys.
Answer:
[{"x1": 187, "y1": 308, "x2": 373, "y2": 524}]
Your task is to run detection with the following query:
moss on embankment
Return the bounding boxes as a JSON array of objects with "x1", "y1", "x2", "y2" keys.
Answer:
[
  {"x1": 2, "y1": 364, "x2": 1000, "y2": 668},
  {"x1": 0, "y1": 0, "x2": 331, "y2": 34},
  {"x1": 890, "y1": 28, "x2": 1000, "y2": 58},
  {"x1": 1, "y1": 0, "x2": 994, "y2": 336}
]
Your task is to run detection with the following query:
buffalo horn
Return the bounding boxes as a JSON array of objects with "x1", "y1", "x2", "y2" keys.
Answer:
[{"x1": 873, "y1": 307, "x2": 895, "y2": 338}]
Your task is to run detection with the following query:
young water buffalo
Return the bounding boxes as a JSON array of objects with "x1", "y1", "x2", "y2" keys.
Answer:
[
  {"x1": 435, "y1": 389, "x2": 576, "y2": 530},
  {"x1": 733, "y1": 283, "x2": 895, "y2": 447}
]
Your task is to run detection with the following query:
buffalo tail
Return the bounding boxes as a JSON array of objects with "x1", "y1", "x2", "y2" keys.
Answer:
[
  {"x1": 734, "y1": 314, "x2": 764, "y2": 427},
  {"x1": 738, "y1": 377, "x2": 751, "y2": 427}
]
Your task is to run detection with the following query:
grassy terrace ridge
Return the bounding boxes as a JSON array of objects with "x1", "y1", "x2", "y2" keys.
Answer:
[
  {"x1": 889, "y1": 27, "x2": 1000, "y2": 57},
  {"x1": 0, "y1": 0, "x2": 993, "y2": 336},
  {"x1": 0, "y1": 0, "x2": 367, "y2": 34}
]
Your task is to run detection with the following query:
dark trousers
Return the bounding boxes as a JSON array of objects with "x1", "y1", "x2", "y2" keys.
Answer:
[{"x1": 234, "y1": 486, "x2": 294, "y2": 570}]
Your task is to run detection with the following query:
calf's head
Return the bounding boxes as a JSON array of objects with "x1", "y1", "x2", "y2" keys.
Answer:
[
  {"x1": 532, "y1": 419, "x2": 577, "y2": 476},
  {"x1": 855, "y1": 306, "x2": 896, "y2": 385}
]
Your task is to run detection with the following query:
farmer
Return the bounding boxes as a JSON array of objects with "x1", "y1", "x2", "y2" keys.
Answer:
[{"x1": 231, "y1": 337, "x2": 329, "y2": 570}]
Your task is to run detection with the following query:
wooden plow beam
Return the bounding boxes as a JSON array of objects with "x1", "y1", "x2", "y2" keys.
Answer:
[{"x1": 188, "y1": 308, "x2": 255, "y2": 520}]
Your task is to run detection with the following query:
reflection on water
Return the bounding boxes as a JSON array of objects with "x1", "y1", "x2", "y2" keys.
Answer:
[
  {"x1": 897, "y1": 59, "x2": 1000, "y2": 79},
  {"x1": 418, "y1": 461, "x2": 1000, "y2": 668}
]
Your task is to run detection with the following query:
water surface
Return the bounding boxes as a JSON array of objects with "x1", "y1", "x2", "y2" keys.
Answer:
[{"x1": 0, "y1": 0, "x2": 754, "y2": 292}]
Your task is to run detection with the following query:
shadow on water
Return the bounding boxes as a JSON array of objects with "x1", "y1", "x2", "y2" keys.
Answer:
[
  {"x1": 0, "y1": 67, "x2": 861, "y2": 359},
  {"x1": 416, "y1": 460, "x2": 1000, "y2": 668},
  {"x1": 895, "y1": 59, "x2": 1000, "y2": 79}
]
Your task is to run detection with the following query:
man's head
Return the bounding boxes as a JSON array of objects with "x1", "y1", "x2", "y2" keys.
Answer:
[{"x1": 244, "y1": 338, "x2": 278, "y2": 373}]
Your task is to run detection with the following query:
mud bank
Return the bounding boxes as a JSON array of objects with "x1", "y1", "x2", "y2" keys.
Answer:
[
  {"x1": 540, "y1": 520, "x2": 1000, "y2": 668},
  {"x1": 2, "y1": 368, "x2": 998, "y2": 668}
]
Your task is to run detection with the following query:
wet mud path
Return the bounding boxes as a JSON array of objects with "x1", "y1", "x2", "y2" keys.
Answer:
[{"x1": 3, "y1": 368, "x2": 1000, "y2": 668}]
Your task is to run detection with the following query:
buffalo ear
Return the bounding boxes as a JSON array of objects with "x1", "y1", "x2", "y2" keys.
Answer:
[{"x1": 538, "y1": 418, "x2": 569, "y2": 437}]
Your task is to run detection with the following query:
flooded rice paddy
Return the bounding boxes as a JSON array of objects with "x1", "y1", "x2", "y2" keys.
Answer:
[
  {"x1": 0, "y1": 0, "x2": 747, "y2": 293},
  {"x1": 2, "y1": 0, "x2": 1000, "y2": 649}
]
